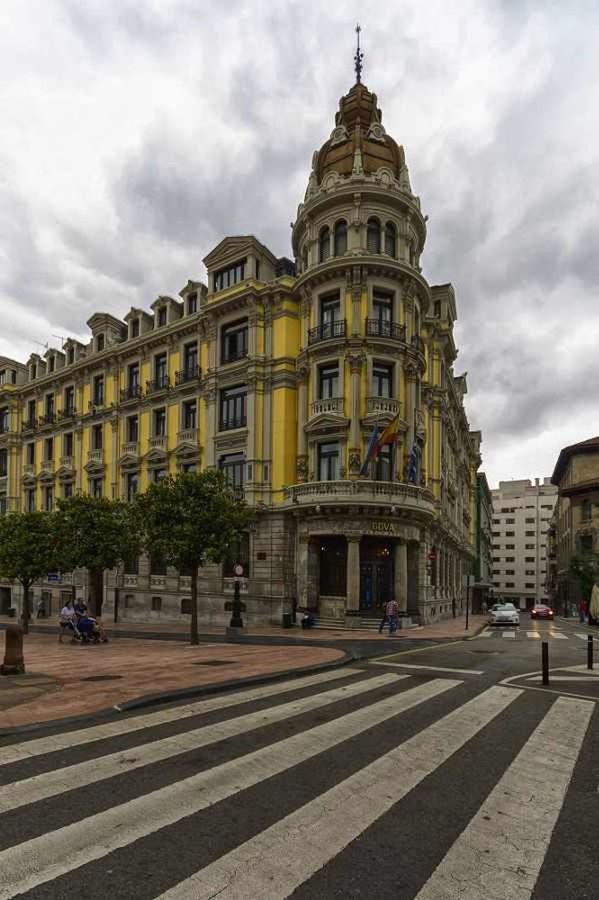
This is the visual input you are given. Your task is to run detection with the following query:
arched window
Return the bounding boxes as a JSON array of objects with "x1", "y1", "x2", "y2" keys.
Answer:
[
  {"x1": 333, "y1": 220, "x2": 347, "y2": 256},
  {"x1": 366, "y1": 217, "x2": 381, "y2": 252},
  {"x1": 385, "y1": 222, "x2": 397, "y2": 257},
  {"x1": 319, "y1": 226, "x2": 331, "y2": 263}
]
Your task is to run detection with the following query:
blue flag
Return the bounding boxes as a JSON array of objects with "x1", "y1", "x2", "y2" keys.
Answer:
[{"x1": 360, "y1": 423, "x2": 380, "y2": 476}]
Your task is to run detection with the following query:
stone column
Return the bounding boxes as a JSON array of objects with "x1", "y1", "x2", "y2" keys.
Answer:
[
  {"x1": 351, "y1": 287, "x2": 361, "y2": 336},
  {"x1": 110, "y1": 417, "x2": 118, "y2": 499},
  {"x1": 75, "y1": 426, "x2": 83, "y2": 493},
  {"x1": 245, "y1": 376, "x2": 256, "y2": 498},
  {"x1": 348, "y1": 353, "x2": 363, "y2": 477},
  {"x1": 394, "y1": 542, "x2": 408, "y2": 612},
  {"x1": 296, "y1": 366, "x2": 308, "y2": 482},
  {"x1": 297, "y1": 533, "x2": 310, "y2": 608},
  {"x1": 345, "y1": 535, "x2": 361, "y2": 617},
  {"x1": 204, "y1": 386, "x2": 217, "y2": 468},
  {"x1": 404, "y1": 362, "x2": 418, "y2": 473}
]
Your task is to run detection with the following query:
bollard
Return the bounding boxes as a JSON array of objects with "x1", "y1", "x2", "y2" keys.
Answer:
[
  {"x1": 541, "y1": 641, "x2": 549, "y2": 686},
  {"x1": 587, "y1": 635, "x2": 593, "y2": 671},
  {"x1": 1, "y1": 625, "x2": 26, "y2": 675}
]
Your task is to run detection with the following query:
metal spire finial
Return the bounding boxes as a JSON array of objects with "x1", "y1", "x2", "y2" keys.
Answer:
[{"x1": 354, "y1": 23, "x2": 364, "y2": 84}]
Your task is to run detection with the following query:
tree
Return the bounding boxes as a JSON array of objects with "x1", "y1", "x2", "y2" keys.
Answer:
[
  {"x1": 0, "y1": 512, "x2": 63, "y2": 634},
  {"x1": 55, "y1": 495, "x2": 141, "y2": 617},
  {"x1": 134, "y1": 470, "x2": 252, "y2": 644}
]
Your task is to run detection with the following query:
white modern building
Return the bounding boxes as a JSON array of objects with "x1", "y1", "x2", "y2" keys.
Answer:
[{"x1": 490, "y1": 478, "x2": 558, "y2": 608}]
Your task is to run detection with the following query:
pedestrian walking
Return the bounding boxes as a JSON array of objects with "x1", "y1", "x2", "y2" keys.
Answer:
[
  {"x1": 579, "y1": 599, "x2": 588, "y2": 623},
  {"x1": 481, "y1": 599, "x2": 488, "y2": 616},
  {"x1": 74, "y1": 599, "x2": 88, "y2": 623},
  {"x1": 58, "y1": 599, "x2": 78, "y2": 643},
  {"x1": 385, "y1": 598, "x2": 399, "y2": 634},
  {"x1": 36, "y1": 597, "x2": 45, "y2": 619}
]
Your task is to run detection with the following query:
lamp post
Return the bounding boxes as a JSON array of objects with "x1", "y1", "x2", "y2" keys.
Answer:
[{"x1": 230, "y1": 563, "x2": 244, "y2": 628}]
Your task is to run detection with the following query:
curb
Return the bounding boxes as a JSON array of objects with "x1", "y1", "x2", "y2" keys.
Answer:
[{"x1": 0, "y1": 650, "x2": 356, "y2": 739}]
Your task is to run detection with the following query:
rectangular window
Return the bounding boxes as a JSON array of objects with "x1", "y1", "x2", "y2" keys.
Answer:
[
  {"x1": 505, "y1": 556, "x2": 515, "y2": 562},
  {"x1": 525, "y1": 583, "x2": 536, "y2": 589},
  {"x1": 63, "y1": 482, "x2": 73, "y2": 499},
  {"x1": 0, "y1": 449, "x2": 7, "y2": 477},
  {"x1": 130, "y1": 318, "x2": 140, "y2": 338},
  {"x1": 219, "y1": 453, "x2": 245, "y2": 490},
  {"x1": 525, "y1": 517, "x2": 535, "y2": 523},
  {"x1": 154, "y1": 408, "x2": 166, "y2": 437},
  {"x1": 93, "y1": 375, "x2": 104, "y2": 406},
  {"x1": 151, "y1": 596, "x2": 162, "y2": 612},
  {"x1": 154, "y1": 353, "x2": 168, "y2": 387},
  {"x1": 128, "y1": 363, "x2": 140, "y2": 389},
  {"x1": 525, "y1": 556, "x2": 535, "y2": 562},
  {"x1": 44, "y1": 486, "x2": 53, "y2": 511},
  {"x1": 214, "y1": 258, "x2": 246, "y2": 292},
  {"x1": 525, "y1": 569, "x2": 535, "y2": 576},
  {"x1": 92, "y1": 424, "x2": 103, "y2": 451},
  {"x1": 505, "y1": 531, "x2": 515, "y2": 537},
  {"x1": 96, "y1": 333, "x2": 105, "y2": 352},
  {"x1": 182, "y1": 400, "x2": 197, "y2": 430},
  {"x1": 505, "y1": 544, "x2": 515, "y2": 549},
  {"x1": 320, "y1": 294, "x2": 341, "y2": 328},
  {"x1": 45, "y1": 393, "x2": 54, "y2": 418},
  {"x1": 152, "y1": 468, "x2": 167, "y2": 483},
  {"x1": 220, "y1": 385, "x2": 247, "y2": 430},
  {"x1": 372, "y1": 363, "x2": 393, "y2": 398},
  {"x1": 25, "y1": 488, "x2": 35, "y2": 512},
  {"x1": 89, "y1": 478, "x2": 103, "y2": 498},
  {"x1": 64, "y1": 386, "x2": 75, "y2": 414},
  {"x1": 45, "y1": 437, "x2": 54, "y2": 461},
  {"x1": 505, "y1": 582, "x2": 515, "y2": 588},
  {"x1": 157, "y1": 307, "x2": 167, "y2": 327},
  {"x1": 505, "y1": 518, "x2": 515, "y2": 524},
  {"x1": 182, "y1": 462, "x2": 197, "y2": 473},
  {"x1": 318, "y1": 442, "x2": 339, "y2": 481},
  {"x1": 375, "y1": 444, "x2": 393, "y2": 482},
  {"x1": 525, "y1": 530, "x2": 535, "y2": 536},
  {"x1": 63, "y1": 432, "x2": 73, "y2": 457},
  {"x1": 183, "y1": 342, "x2": 199, "y2": 374},
  {"x1": 505, "y1": 569, "x2": 515, "y2": 575},
  {"x1": 187, "y1": 293, "x2": 197, "y2": 315},
  {"x1": 27, "y1": 399, "x2": 36, "y2": 424},
  {"x1": 27, "y1": 442, "x2": 35, "y2": 465},
  {"x1": 373, "y1": 290, "x2": 393, "y2": 324},
  {"x1": 151, "y1": 554, "x2": 167, "y2": 575},
  {"x1": 221, "y1": 320, "x2": 248, "y2": 364},
  {"x1": 318, "y1": 364, "x2": 339, "y2": 399},
  {"x1": 127, "y1": 415, "x2": 139, "y2": 443},
  {"x1": 67, "y1": 347, "x2": 75, "y2": 365},
  {"x1": 126, "y1": 472, "x2": 139, "y2": 501}
]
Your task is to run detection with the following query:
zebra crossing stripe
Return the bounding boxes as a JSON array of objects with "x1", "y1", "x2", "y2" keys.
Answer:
[
  {"x1": 480, "y1": 628, "x2": 493, "y2": 637},
  {"x1": 0, "y1": 673, "x2": 403, "y2": 814},
  {"x1": 526, "y1": 631, "x2": 541, "y2": 639},
  {"x1": 416, "y1": 696, "x2": 593, "y2": 899},
  {"x1": 502, "y1": 631, "x2": 516, "y2": 638},
  {"x1": 575, "y1": 633, "x2": 589, "y2": 640},
  {"x1": 156, "y1": 686, "x2": 521, "y2": 900},
  {"x1": 549, "y1": 632, "x2": 567, "y2": 640},
  {"x1": 0, "y1": 678, "x2": 460, "y2": 899},
  {"x1": 0, "y1": 667, "x2": 361, "y2": 767}
]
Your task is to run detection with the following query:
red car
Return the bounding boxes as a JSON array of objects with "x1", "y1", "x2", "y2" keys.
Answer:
[{"x1": 530, "y1": 604, "x2": 554, "y2": 620}]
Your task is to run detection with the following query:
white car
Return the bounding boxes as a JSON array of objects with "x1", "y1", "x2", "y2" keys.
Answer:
[{"x1": 489, "y1": 602, "x2": 520, "y2": 626}]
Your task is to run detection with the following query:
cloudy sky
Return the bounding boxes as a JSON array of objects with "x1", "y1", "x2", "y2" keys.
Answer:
[{"x1": 1, "y1": 0, "x2": 598, "y2": 487}]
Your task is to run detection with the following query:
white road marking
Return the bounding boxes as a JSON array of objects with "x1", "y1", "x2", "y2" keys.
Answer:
[
  {"x1": 416, "y1": 696, "x2": 593, "y2": 899},
  {"x1": 373, "y1": 662, "x2": 483, "y2": 676},
  {"x1": 157, "y1": 686, "x2": 520, "y2": 900},
  {"x1": 575, "y1": 633, "x2": 590, "y2": 640},
  {"x1": 526, "y1": 631, "x2": 541, "y2": 639},
  {"x1": 480, "y1": 629, "x2": 493, "y2": 638},
  {"x1": 0, "y1": 673, "x2": 402, "y2": 814},
  {"x1": 549, "y1": 632, "x2": 567, "y2": 640},
  {"x1": 502, "y1": 631, "x2": 516, "y2": 639},
  {"x1": 0, "y1": 667, "x2": 361, "y2": 767},
  {"x1": 527, "y1": 676, "x2": 599, "y2": 682},
  {"x1": 0, "y1": 679, "x2": 460, "y2": 899}
]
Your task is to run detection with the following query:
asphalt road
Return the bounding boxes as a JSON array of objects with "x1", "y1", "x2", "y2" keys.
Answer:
[{"x1": 0, "y1": 616, "x2": 597, "y2": 899}]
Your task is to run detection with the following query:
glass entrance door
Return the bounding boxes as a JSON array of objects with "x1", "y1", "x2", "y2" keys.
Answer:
[{"x1": 360, "y1": 560, "x2": 392, "y2": 611}]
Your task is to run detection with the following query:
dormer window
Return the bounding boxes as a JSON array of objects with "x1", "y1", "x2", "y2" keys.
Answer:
[
  {"x1": 96, "y1": 334, "x2": 105, "y2": 352},
  {"x1": 187, "y1": 293, "x2": 197, "y2": 315},
  {"x1": 67, "y1": 347, "x2": 74, "y2": 365},
  {"x1": 214, "y1": 259, "x2": 246, "y2": 292},
  {"x1": 48, "y1": 356, "x2": 55, "y2": 373},
  {"x1": 30, "y1": 364, "x2": 37, "y2": 380},
  {"x1": 131, "y1": 318, "x2": 140, "y2": 338},
  {"x1": 157, "y1": 307, "x2": 167, "y2": 327}
]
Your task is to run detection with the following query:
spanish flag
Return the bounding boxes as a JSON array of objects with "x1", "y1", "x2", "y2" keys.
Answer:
[{"x1": 374, "y1": 413, "x2": 401, "y2": 456}]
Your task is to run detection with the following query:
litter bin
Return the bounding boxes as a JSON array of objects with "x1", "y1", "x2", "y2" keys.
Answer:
[{"x1": 282, "y1": 613, "x2": 293, "y2": 629}]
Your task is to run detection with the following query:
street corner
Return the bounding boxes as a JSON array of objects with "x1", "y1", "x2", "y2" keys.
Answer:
[{"x1": 501, "y1": 664, "x2": 599, "y2": 701}]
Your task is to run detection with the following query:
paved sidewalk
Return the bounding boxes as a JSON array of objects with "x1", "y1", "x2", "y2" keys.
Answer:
[{"x1": 0, "y1": 634, "x2": 344, "y2": 731}]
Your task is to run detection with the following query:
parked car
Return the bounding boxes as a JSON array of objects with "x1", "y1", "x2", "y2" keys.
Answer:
[
  {"x1": 530, "y1": 604, "x2": 554, "y2": 620},
  {"x1": 489, "y1": 602, "x2": 520, "y2": 626}
]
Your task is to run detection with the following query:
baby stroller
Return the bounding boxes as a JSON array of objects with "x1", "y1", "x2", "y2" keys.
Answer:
[{"x1": 76, "y1": 615, "x2": 109, "y2": 644}]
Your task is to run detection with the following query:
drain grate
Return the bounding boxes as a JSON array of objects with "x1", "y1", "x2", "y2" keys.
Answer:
[
  {"x1": 193, "y1": 660, "x2": 238, "y2": 667},
  {"x1": 80, "y1": 674, "x2": 123, "y2": 682}
]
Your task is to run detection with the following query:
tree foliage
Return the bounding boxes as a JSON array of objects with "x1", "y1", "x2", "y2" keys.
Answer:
[
  {"x1": 568, "y1": 552, "x2": 599, "y2": 600},
  {"x1": 55, "y1": 495, "x2": 140, "y2": 616},
  {"x1": 0, "y1": 512, "x2": 63, "y2": 633},
  {"x1": 134, "y1": 470, "x2": 252, "y2": 644}
]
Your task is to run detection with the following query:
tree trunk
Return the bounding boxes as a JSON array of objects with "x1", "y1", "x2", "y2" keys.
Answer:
[
  {"x1": 190, "y1": 563, "x2": 199, "y2": 645},
  {"x1": 21, "y1": 581, "x2": 30, "y2": 635}
]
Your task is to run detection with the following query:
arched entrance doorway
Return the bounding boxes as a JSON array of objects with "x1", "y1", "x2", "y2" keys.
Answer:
[{"x1": 359, "y1": 538, "x2": 393, "y2": 613}]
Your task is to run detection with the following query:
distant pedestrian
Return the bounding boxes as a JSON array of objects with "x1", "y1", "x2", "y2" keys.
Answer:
[
  {"x1": 386, "y1": 598, "x2": 399, "y2": 634},
  {"x1": 481, "y1": 599, "x2": 488, "y2": 616},
  {"x1": 36, "y1": 597, "x2": 45, "y2": 619},
  {"x1": 579, "y1": 599, "x2": 588, "y2": 624}
]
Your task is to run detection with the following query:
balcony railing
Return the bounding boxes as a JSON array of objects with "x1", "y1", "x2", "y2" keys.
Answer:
[
  {"x1": 366, "y1": 397, "x2": 401, "y2": 417},
  {"x1": 40, "y1": 459, "x2": 53, "y2": 472},
  {"x1": 88, "y1": 449, "x2": 103, "y2": 463},
  {"x1": 39, "y1": 413, "x2": 56, "y2": 426},
  {"x1": 120, "y1": 385, "x2": 142, "y2": 402},
  {"x1": 149, "y1": 435, "x2": 166, "y2": 449},
  {"x1": 175, "y1": 366, "x2": 201, "y2": 386},
  {"x1": 23, "y1": 463, "x2": 35, "y2": 475},
  {"x1": 219, "y1": 416, "x2": 247, "y2": 431},
  {"x1": 59, "y1": 455, "x2": 73, "y2": 468},
  {"x1": 121, "y1": 441, "x2": 139, "y2": 456},
  {"x1": 308, "y1": 320, "x2": 346, "y2": 345},
  {"x1": 177, "y1": 428, "x2": 198, "y2": 443},
  {"x1": 221, "y1": 348, "x2": 248, "y2": 365},
  {"x1": 21, "y1": 419, "x2": 37, "y2": 433},
  {"x1": 284, "y1": 479, "x2": 436, "y2": 509},
  {"x1": 146, "y1": 377, "x2": 170, "y2": 395},
  {"x1": 310, "y1": 397, "x2": 345, "y2": 417},
  {"x1": 365, "y1": 319, "x2": 406, "y2": 341}
]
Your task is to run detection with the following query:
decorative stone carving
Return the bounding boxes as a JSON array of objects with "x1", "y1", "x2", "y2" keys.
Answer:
[
  {"x1": 296, "y1": 365, "x2": 309, "y2": 383},
  {"x1": 296, "y1": 455, "x2": 308, "y2": 482},
  {"x1": 404, "y1": 361, "x2": 419, "y2": 380},
  {"x1": 348, "y1": 449, "x2": 361, "y2": 474},
  {"x1": 346, "y1": 353, "x2": 364, "y2": 374},
  {"x1": 366, "y1": 122, "x2": 387, "y2": 143},
  {"x1": 329, "y1": 124, "x2": 349, "y2": 146}
]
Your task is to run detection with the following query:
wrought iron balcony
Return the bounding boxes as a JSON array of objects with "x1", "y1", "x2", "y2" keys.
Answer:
[
  {"x1": 310, "y1": 397, "x2": 345, "y2": 417},
  {"x1": 146, "y1": 376, "x2": 170, "y2": 395},
  {"x1": 365, "y1": 319, "x2": 406, "y2": 341},
  {"x1": 308, "y1": 320, "x2": 346, "y2": 345},
  {"x1": 21, "y1": 419, "x2": 37, "y2": 433},
  {"x1": 58, "y1": 407, "x2": 77, "y2": 421},
  {"x1": 120, "y1": 385, "x2": 142, "y2": 402},
  {"x1": 221, "y1": 347, "x2": 248, "y2": 365},
  {"x1": 175, "y1": 365, "x2": 201, "y2": 385},
  {"x1": 219, "y1": 416, "x2": 247, "y2": 432},
  {"x1": 39, "y1": 413, "x2": 56, "y2": 426},
  {"x1": 366, "y1": 396, "x2": 401, "y2": 417}
]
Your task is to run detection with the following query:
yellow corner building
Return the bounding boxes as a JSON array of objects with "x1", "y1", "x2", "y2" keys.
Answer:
[{"x1": 0, "y1": 73, "x2": 482, "y2": 628}]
